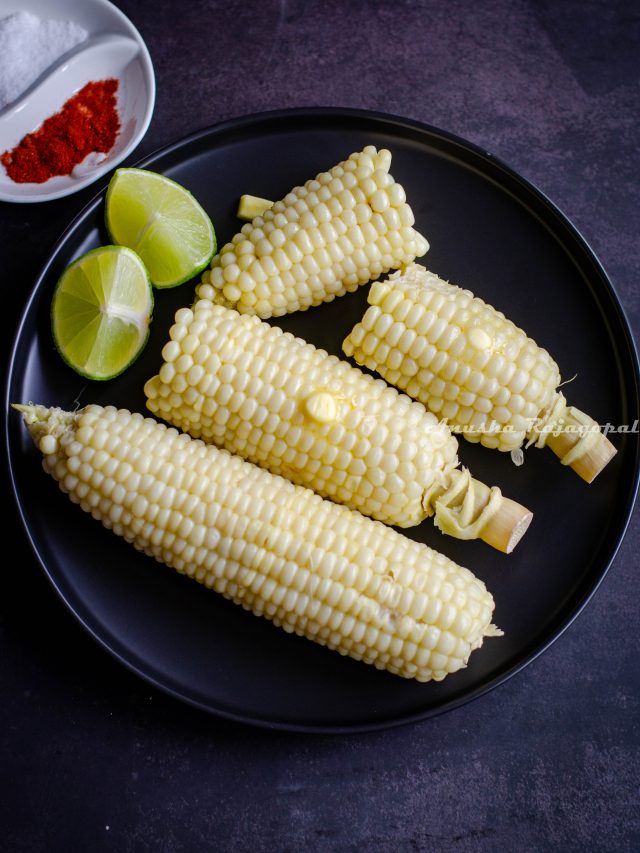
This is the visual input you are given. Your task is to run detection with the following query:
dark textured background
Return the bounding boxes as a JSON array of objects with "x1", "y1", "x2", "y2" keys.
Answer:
[{"x1": 1, "y1": 1, "x2": 638, "y2": 850}]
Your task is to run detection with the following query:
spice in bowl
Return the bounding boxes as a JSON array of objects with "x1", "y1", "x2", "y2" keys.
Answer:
[
  {"x1": 0, "y1": 12, "x2": 88, "y2": 111},
  {"x1": 1, "y1": 80, "x2": 121, "y2": 184}
]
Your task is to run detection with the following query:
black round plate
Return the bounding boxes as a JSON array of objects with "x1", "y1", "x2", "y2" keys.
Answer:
[{"x1": 6, "y1": 109, "x2": 639, "y2": 732}]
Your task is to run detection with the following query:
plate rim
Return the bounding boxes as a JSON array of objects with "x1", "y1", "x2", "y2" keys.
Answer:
[{"x1": 6, "y1": 106, "x2": 640, "y2": 733}]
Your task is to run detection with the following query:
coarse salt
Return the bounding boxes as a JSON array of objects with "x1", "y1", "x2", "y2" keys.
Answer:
[{"x1": 0, "y1": 11, "x2": 88, "y2": 110}]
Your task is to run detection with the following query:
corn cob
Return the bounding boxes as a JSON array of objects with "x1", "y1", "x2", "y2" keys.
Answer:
[
  {"x1": 16, "y1": 403, "x2": 502, "y2": 682},
  {"x1": 197, "y1": 145, "x2": 429, "y2": 318},
  {"x1": 144, "y1": 299, "x2": 532, "y2": 553},
  {"x1": 343, "y1": 264, "x2": 616, "y2": 482}
]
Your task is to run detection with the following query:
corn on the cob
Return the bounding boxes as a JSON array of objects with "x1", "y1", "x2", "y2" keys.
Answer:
[
  {"x1": 144, "y1": 299, "x2": 532, "y2": 552},
  {"x1": 197, "y1": 145, "x2": 429, "y2": 319},
  {"x1": 343, "y1": 264, "x2": 616, "y2": 482},
  {"x1": 16, "y1": 403, "x2": 501, "y2": 682}
]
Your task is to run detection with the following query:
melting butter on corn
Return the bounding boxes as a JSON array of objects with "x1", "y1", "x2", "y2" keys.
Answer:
[{"x1": 303, "y1": 391, "x2": 340, "y2": 424}]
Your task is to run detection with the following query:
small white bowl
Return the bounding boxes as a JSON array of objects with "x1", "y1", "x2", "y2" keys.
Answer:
[{"x1": 0, "y1": 0, "x2": 155, "y2": 203}]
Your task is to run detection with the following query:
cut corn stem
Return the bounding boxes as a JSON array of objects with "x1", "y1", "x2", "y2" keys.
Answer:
[
  {"x1": 146, "y1": 301, "x2": 532, "y2": 552},
  {"x1": 343, "y1": 265, "x2": 616, "y2": 482},
  {"x1": 429, "y1": 469, "x2": 532, "y2": 554},
  {"x1": 535, "y1": 397, "x2": 617, "y2": 483},
  {"x1": 237, "y1": 194, "x2": 274, "y2": 221},
  {"x1": 16, "y1": 402, "x2": 501, "y2": 683},
  {"x1": 478, "y1": 495, "x2": 533, "y2": 554}
]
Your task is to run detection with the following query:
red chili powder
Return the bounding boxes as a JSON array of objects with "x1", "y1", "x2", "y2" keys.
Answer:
[{"x1": 1, "y1": 79, "x2": 120, "y2": 184}]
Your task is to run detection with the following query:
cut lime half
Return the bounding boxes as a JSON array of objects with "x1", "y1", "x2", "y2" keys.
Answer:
[
  {"x1": 105, "y1": 168, "x2": 216, "y2": 288},
  {"x1": 52, "y1": 246, "x2": 153, "y2": 380}
]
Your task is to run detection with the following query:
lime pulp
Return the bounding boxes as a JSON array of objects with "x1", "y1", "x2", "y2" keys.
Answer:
[
  {"x1": 51, "y1": 245, "x2": 153, "y2": 380},
  {"x1": 105, "y1": 168, "x2": 216, "y2": 289}
]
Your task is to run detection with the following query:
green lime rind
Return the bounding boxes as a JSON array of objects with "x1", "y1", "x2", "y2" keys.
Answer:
[
  {"x1": 105, "y1": 168, "x2": 216, "y2": 289},
  {"x1": 51, "y1": 245, "x2": 153, "y2": 381}
]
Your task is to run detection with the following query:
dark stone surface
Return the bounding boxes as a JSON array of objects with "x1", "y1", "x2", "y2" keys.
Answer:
[{"x1": 1, "y1": 1, "x2": 638, "y2": 850}]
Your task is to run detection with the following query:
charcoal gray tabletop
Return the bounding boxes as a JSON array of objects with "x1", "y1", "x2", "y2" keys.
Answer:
[{"x1": 2, "y1": 1, "x2": 638, "y2": 851}]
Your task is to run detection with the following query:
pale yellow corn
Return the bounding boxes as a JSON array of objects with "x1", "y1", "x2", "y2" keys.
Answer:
[
  {"x1": 197, "y1": 145, "x2": 429, "y2": 318},
  {"x1": 145, "y1": 299, "x2": 459, "y2": 528},
  {"x1": 343, "y1": 265, "x2": 561, "y2": 452},
  {"x1": 17, "y1": 403, "x2": 500, "y2": 682}
]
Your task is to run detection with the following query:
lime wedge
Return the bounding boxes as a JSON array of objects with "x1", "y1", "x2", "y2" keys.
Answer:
[
  {"x1": 105, "y1": 168, "x2": 216, "y2": 288},
  {"x1": 52, "y1": 246, "x2": 153, "y2": 380}
]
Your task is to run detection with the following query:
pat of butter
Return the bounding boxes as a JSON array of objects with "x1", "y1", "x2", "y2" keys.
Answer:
[
  {"x1": 237, "y1": 194, "x2": 274, "y2": 221},
  {"x1": 469, "y1": 327, "x2": 492, "y2": 350},
  {"x1": 304, "y1": 391, "x2": 339, "y2": 424}
]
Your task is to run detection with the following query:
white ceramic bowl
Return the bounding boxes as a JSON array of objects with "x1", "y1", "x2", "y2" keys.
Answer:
[{"x1": 0, "y1": 0, "x2": 155, "y2": 202}]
